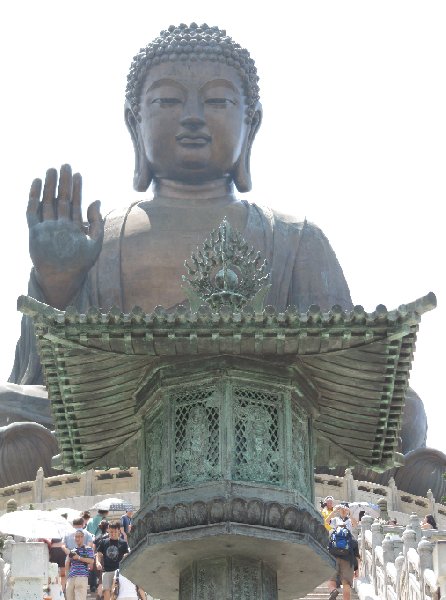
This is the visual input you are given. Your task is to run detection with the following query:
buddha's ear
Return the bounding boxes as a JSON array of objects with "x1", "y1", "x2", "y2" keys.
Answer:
[
  {"x1": 125, "y1": 106, "x2": 153, "y2": 192},
  {"x1": 232, "y1": 104, "x2": 262, "y2": 193}
]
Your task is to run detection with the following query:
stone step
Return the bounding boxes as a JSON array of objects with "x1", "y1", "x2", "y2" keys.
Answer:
[
  {"x1": 299, "y1": 583, "x2": 359, "y2": 599},
  {"x1": 86, "y1": 583, "x2": 359, "y2": 599}
]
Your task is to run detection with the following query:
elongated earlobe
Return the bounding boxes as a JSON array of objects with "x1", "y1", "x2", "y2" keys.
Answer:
[
  {"x1": 125, "y1": 107, "x2": 153, "y2": 192},
  {"x1": 232, "y1": 107, "x2": 262, "y2": 193}
]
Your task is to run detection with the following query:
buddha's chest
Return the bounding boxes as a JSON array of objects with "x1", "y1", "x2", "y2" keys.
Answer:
[{"x1": 120, "y1": 203, "x2": 247, "y2": 311}]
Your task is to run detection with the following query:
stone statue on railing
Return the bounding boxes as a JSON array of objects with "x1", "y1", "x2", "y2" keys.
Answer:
[{"x1": 0, "y1": 22, "x2": 444, "y2": 491}]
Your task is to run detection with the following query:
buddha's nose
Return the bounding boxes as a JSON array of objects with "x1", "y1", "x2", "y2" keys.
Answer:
[
  {"x1": 180, "y1": 115, "x2": 206, "y2": 130},
  {"x1": 180, "y1": 96, "x2": 205, "y2": 129}
]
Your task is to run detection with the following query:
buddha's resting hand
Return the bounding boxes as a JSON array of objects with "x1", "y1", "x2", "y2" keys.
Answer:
[{"x1": 27, "y1": 164, "x2": 104, "y2": 309}]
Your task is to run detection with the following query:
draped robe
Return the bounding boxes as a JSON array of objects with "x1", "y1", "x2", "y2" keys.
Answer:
[{"x1": 10, "y1": 201, "x2": 353, "y2": 386}]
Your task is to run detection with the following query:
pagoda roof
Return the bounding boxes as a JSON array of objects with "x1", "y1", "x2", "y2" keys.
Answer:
[{"x1": 18, "y1": 293, "x2": 435, "y2": 472}]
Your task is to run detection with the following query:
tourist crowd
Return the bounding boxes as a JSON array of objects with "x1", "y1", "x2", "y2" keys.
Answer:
[
  {"x1": 45, "y1": 507, "x2": 145, "y2": 600},
  {"x1": 321, "y1": 495, "x2": 438, "y2": 600}
]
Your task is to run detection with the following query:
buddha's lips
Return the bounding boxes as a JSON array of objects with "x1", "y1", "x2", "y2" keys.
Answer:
[{"x1": 176, "y1": 133, "x2": 211, "y2": 146}]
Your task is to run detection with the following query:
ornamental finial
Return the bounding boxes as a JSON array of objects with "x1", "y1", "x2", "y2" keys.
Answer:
[{"x1": 183, "y1": 219, "x2": 270, "y2": 310}]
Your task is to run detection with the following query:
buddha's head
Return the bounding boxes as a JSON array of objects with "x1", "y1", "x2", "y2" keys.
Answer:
[{"x1": 125, "y1": 23, "x2": 262, "y2": 193}]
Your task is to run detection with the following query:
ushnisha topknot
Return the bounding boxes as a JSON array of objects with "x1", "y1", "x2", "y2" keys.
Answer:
[{"x1": 126, "y1": 22, "x2": 260, "y2": 124}]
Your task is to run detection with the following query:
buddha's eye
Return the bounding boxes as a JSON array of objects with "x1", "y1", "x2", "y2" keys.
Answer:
[
  {"x1": 151, "y1": 97, "x2": 182, "y2": 106},
  {"x1": 204, "y1": 98, "x2": 237, "y2": 108}
]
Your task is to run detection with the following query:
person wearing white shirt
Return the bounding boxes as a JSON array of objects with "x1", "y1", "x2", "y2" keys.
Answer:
[{"x1": 112, "y1": 570, "x2": 147, "y2": 600}]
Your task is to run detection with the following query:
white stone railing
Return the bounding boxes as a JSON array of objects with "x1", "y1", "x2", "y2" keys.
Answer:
[
  {"x1": 2, "y1": 466, "x2": 445, "y2": 529},
  {"x1": 0, "y1": 538, "x2": 156, "y2": 600},
  {"x1": 0, "y1": 466, "x2": 140, "y2": 513},
  {"x1": 356, "y1": 512, "x2": 446, "y2": 600},
  {"x1": 315, "y1": 468, "x2": 446, "y2": 529}
]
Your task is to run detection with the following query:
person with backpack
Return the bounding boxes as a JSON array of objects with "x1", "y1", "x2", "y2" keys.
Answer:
[{"x1": 325, "y1": 503, "x2": 359, "y2": 600}]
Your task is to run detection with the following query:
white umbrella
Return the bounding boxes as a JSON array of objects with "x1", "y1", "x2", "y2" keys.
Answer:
[
  {"x1": 348, "y1": 501, "x2": 380, "y2": 521},
  {"x1": 0, "y1": 510, "x2": 76, "y2": 539},
  {"x1": 49, "y1": 507, "x2": 82, "y2": 522},
  {"x1": 91, "y1": 497, "x2": 133, "y2": 512}
]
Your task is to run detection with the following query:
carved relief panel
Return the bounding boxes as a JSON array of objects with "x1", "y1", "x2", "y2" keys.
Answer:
[
  {"x1": 172, "y1": 387, "x2": 221, "y2": 485},
  {"x1": 232, "y1": 387, "x2": 283, "y2": 485},
  {"x1": 179, "y1": 557, "x2": 278, "y2": 600}
]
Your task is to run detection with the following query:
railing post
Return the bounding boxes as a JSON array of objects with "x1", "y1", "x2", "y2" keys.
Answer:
[
  {"x1": 10, "y1": 542, "x2": 49, "y2": 599},
  {"x1": 402, "y1": 528, "x2": 417, "y2": 556},
  {"x1": 33, "y1": 467, "x2": 45, "y2": 504},
  {"x1": 388, "y1": 477, "x2": 400, "y2": 512},
  {"x1": 433, "y1": 540, "x2": 446, "y2": 600},
  {"x1": 395, "y1": 552, "x2": 405, "y2": 599},
  {"x1": 407, "y1": 513, "x2": 422, "y2": 543},
  {"x1": 344, "y1": 468, "x2": 356, "y2": 502},
  {"x1": 378, "y1": 497, "x2": 389, "y2": 523},
  {"x1": 418, "y1": 537, "x2": 434, "y2": 599},
  {"x1": 85, "y1": 469, "x2": 94, "y2": 496},
  {"x1": 6, "y1": 499, "x2": 18, "y2": 513},
  {"x1": 382, "y1": 534, "x2": 395, "y2": 600},
  {"x1": 371, "y1": 520, "x2": 384, "y2": 595},
  {"x1": 382, "y1": 534, "x2": 395, "y2": 564},
  {"x1": 360, "y1": 514, "x2": 374, "y2": 579},
  {"x1": 426, "y1": 489, "x2": 438, "y2": 522},
  {"x1": 418, "y1": 538, "x2": 434, "y2": 572}
]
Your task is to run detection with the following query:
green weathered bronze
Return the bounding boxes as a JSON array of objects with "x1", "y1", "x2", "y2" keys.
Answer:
[
  {"x1": 19, "y1": 285, "x2": 435, "y2": 598},
  {"x1": 18, "y1": 290, "x2": 435, "y2": 474}
]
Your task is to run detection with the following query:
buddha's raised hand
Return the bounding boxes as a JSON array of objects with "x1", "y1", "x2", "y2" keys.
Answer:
[{"x1": 27, "y1": 164, "x2": 104, "y2": 309}]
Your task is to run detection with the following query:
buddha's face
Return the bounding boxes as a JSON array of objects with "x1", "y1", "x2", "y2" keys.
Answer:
[{"x1": 137, "y1": 60, "x2": 248, "y2": 184}]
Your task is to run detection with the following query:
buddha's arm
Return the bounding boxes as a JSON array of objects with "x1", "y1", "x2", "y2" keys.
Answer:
[{"x1": 27, "y1": 165, "x2": 104, "y2": 309}]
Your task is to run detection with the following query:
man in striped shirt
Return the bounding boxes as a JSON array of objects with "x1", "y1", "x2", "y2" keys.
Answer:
[{"x1": 65, "y1": 530, "x2": 95, "y2": 600}]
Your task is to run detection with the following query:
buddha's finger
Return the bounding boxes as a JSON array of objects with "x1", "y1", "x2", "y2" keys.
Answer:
[
  {"x1": 57, "y1": 164, "x2": 72, "y2": 220},
  {"x1": 26, "y1": 178, "x2": 42, "y2": 228},
  {"x1": 42, "y1": 168, "x2": 57, "y2": 220},
  {"x1": 87, "y1": 200, "x2": 104, "y2": 241},
  {"x1": 72, "y1": 173, "x2": 83, "y2": 227}
]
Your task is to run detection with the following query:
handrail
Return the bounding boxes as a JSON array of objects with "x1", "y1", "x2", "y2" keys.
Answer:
[
  {"x1": 1, "y1": 467, "x2": 445, "y2": 530},
  {"x1": 355, "y1": 508, "x2": 445, "y2": 600}
]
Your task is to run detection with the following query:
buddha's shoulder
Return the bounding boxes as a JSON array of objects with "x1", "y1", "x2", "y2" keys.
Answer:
[{"x1": 251, "y1": 203, "x2": 329, "y2": 240}]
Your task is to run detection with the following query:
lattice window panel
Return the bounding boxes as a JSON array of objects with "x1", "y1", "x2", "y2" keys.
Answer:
[
  {"x1": 172, "y1": 387, "x2": 220, "y2": 485},
  {"x1": 291, "y1": 403, "x2": 310, "y2": 496},
  {"x1": 232, "y1": 387, "x2": 282, "y2": 484}
]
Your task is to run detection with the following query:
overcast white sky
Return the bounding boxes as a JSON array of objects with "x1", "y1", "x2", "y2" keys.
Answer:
[{"x1": 0, "y1": 1, "x2": 444, "y2": 459}]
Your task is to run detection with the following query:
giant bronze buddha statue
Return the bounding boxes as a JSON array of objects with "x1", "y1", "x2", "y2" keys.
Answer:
[{"x1": 2, "y1": 23, "x2": 444, "y2": 496}]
